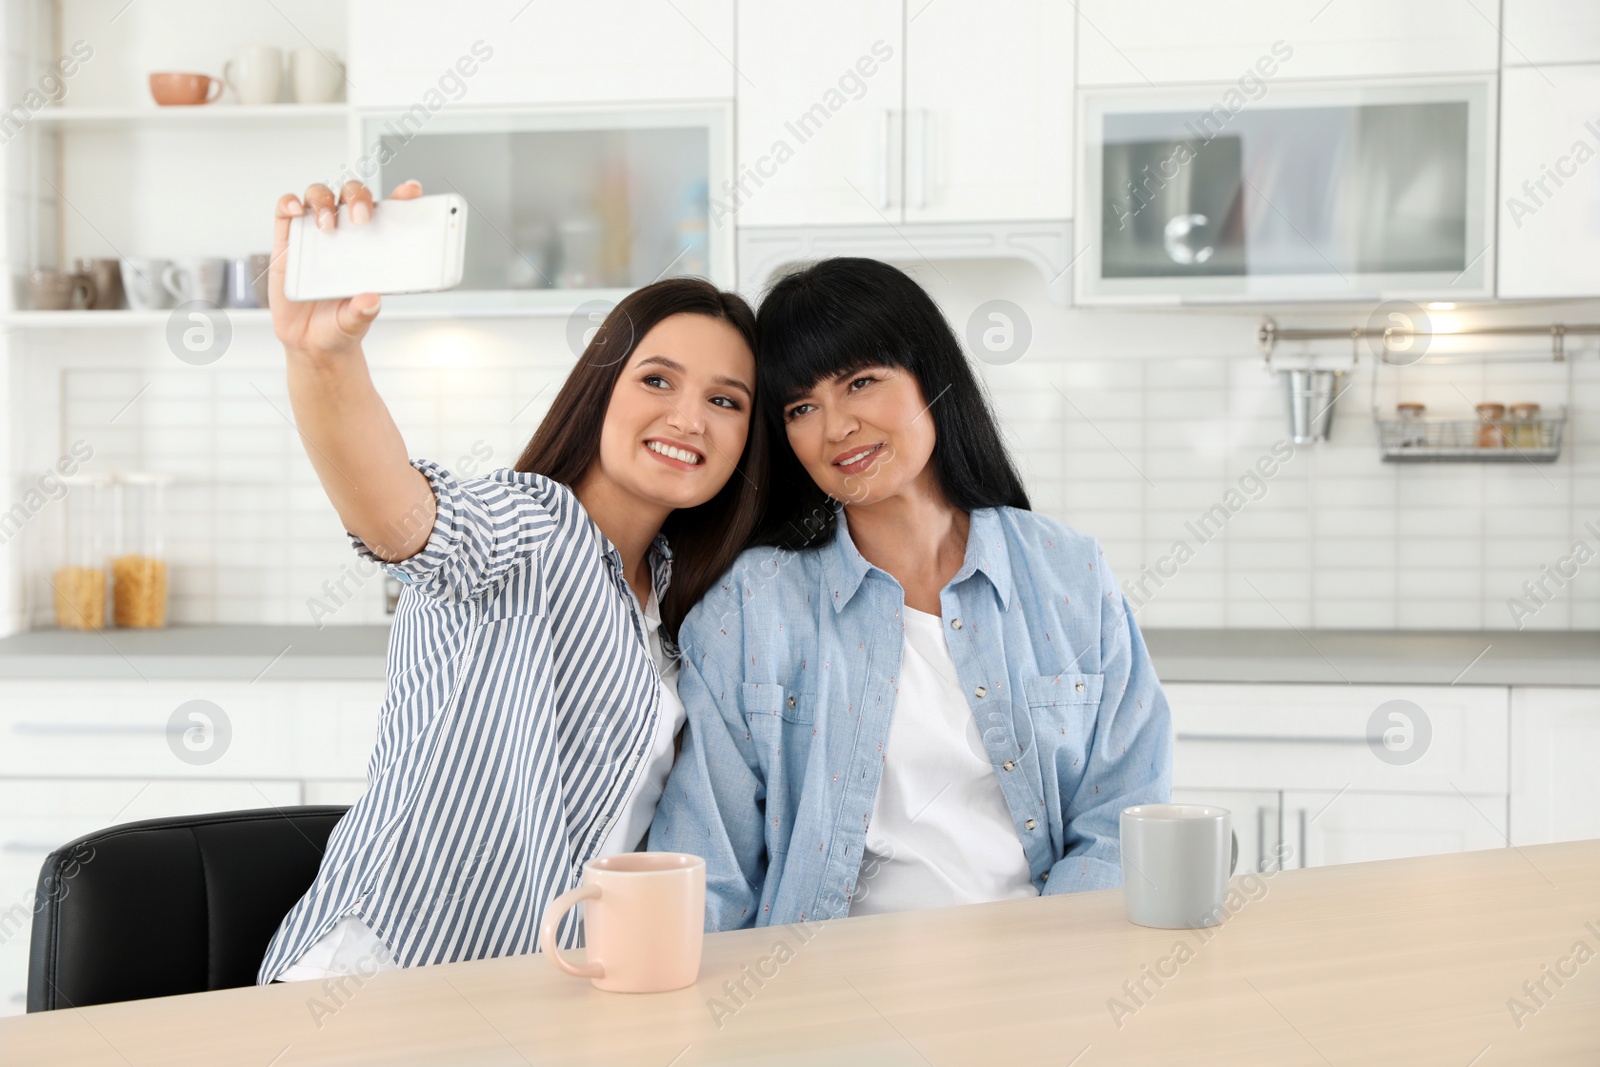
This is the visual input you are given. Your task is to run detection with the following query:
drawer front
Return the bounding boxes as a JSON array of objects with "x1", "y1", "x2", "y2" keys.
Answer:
[
  {"x1": 0, "y1": 680, "x2": 383, "y2": 779},
  {"x1": 1166, "y1": 683, "x2": 1508, "y2": 795},
  {"x1": 0, "y1": 778, "x2": 303, "y2": 1018}
]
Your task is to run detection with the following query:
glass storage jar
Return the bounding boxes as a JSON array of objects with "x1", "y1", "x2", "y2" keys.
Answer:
[
  {"x1": 1396, "y1": 402, "x2": 1427, "y2": 448},
  {"x1": 1507, "y1": 402, "x2": 1542, "y2": 449},
  {"x1": 1475, "y1": 402, "x2": 1507, "y2": 448},
  {"x1": 112, "y1": 473, "x2": 172, "y2": 628},
  {"x1": 52, "y1": 474, "x2": 111, "y2": 630}
]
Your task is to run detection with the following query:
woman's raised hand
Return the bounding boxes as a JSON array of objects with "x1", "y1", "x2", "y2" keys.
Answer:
[{"x1": 269, "y1": 178, "x2": 424, "y2": 360}]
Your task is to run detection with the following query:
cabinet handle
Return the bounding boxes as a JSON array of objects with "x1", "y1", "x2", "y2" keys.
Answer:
[
  {"x1": 1256, "y1": 806, "x2": 1266, "y2": 872},
  {"x1": 880, "y1": 109, "x2": 896, "y2": 210},
  {"x1": 1298, "y1": 807, "x2": 1308, "y2": 869},
  {"x1": 908, "y1": 108, "x2": 928, "y2": 209},
  {"x1": 12, "y1": 723, "x2": 165, "y2": 735}
]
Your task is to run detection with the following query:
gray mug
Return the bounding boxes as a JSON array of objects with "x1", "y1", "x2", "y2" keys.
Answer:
[
  {"x1": 121, "y1": 258, "x2": 174, "y2": 310},
  {"x1": 224, "y1": 255, "x2": 270, "y2": 308},
  {"x1": 1120, "y1": 804, "x2": 1238, "y2": 929}
]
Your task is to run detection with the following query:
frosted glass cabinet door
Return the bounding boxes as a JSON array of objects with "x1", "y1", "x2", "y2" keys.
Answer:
[
  {"x1": 904, "y1": 0, "x2": 1073, "y2": 222},
  {"x1": 360, "y1": 105, "x2": 732, "y2": 306},
  {"x1": 1497, "y1": 65, "x2": 1600, "y2": 298},
  {"x1": 733, "y1": 0, "x2": 904, "y2": 227}
]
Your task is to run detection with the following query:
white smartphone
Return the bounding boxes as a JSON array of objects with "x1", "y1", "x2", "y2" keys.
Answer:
[{"x1": 283, "y1": 193, "x2": 468, "y2": 301}]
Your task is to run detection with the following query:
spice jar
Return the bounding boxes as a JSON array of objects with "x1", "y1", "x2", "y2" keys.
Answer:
[
  {"x1": 1396, "y1": 402, "x2": 1427, "y2": 448},
  {"x1": 1475, "y1": 402, "x2": 1507, "y2": 448},
  {"x1": 52, "y1": 474, "x2": 111, "y2": 630},
  {"x1": 1508, "y1": 402, "x2": 1542, "y2": 449},
  {"x1": 112, "y1": 473, "x2": 172, "y2": 628}
]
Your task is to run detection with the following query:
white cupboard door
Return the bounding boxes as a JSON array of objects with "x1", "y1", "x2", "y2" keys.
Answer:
[
  {"x1": 349, "y1": 0, "x2": 735, "y2": 106},
  {"x1": 732, "y1": 0, "x2": 904, "y2": 227},
  {"x1": 1510, "y1": 688, "x2": 1600, "y2": 846},
  {"x1": 904, "y1": 0, "x2": 1073, "y2": 222},
  {"x1": 1284, "y1": 790, "x2": 1507, "y2": 870},
  {"x1": 1497, "y1": 65, "x2": 1600, "y2": 299},
  {"x1": 1171, "y1": 788, "x2": 1284, "y2": 874},
  {"x1": 1502, "y1": 0, "x2": 1600, "y2": 65},
  {"x1": 1074, "y1": 0, "x2": 1500, "y2": 86}
]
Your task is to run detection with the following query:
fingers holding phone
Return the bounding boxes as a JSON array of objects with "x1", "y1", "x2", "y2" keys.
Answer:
[{"x1": 269, "y1": 179, "x2": 429, "y2": 360}]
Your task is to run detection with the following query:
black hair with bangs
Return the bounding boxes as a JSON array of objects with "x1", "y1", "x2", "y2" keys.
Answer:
[{"x1": 752, "y1": 257, "x2": 1030, "y2": 551}]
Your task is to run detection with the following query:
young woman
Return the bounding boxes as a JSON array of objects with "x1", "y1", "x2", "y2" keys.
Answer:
[
  {"x1": 256, "y1": 179, "x2": 765, "y2": 982},
  {"x1": 649, "y1": 257, "x2": 1171, "y2": 927}
]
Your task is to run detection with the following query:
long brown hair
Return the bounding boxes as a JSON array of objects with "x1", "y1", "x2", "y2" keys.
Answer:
[{"x1": 514, "y1": 277, "x2": 765, "y2": 639}]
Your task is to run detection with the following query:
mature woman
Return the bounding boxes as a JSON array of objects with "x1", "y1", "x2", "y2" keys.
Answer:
[{"x1": 649, "y1": 257, "x2": 1171, "y2": 927}]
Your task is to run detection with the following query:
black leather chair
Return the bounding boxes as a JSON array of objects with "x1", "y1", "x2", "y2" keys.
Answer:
[{"x1": 27, "y1": 805, "x2": 348, "y2": 1012}]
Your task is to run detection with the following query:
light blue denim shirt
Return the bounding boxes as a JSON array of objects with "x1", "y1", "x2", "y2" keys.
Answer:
[{"x1": 649, "y1": 505, "x2": 1173, "y2": 930}]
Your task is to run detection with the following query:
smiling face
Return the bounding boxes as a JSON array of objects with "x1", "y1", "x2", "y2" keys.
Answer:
[
  {"x1": 589, "y1": 312, "x2": 756, "y2": 518},
  {"x1": 781, "y1": 365, "x2": 938, "y2": 508}
]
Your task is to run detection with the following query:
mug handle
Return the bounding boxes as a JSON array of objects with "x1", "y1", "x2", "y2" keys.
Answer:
[
  {"x1": 73, "y1": 274, "x2": 97, "y2": 310},
  {"x1": 539, "y1": 884, "x2": 604, "y2": 979},
  {"x1": 222, "y1": 60, "x2": 237, "y2": 97},
  {"x1": 204, "y1": 77, "x2": 223, "y2": 103},
  {"x1": 1230, "y1": 830, "x2": 1239, "y2": 877},
  {"x1": 160, "y1": 263, "x2": 187, "y2": 302}
]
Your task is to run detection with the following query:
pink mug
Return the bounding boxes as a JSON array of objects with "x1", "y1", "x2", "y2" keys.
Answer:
[{"x1": 539, "y1": 852, "x2": 705, "y2": 993}]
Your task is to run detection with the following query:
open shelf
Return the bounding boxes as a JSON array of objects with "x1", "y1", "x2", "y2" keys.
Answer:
[
  {"x1": 1374, "y1": 408, "x2": 1567, "y2": 463},
  {"x1": 31, "y1": 104, "x2": 350, "y2": 129}
]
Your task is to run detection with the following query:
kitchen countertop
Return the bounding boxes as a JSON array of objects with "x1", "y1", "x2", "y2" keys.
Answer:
[{"x1": 0, "y1": 625, "x2": 1597, "y2": 686}]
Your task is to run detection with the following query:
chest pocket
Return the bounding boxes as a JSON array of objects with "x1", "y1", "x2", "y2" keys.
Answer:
[
  {"x1": 741, "y1": 682, "x2": 815, "y2": 726},
  {"x1": 1023, "y1": 672, "x2": 1105, "y2": 749}
]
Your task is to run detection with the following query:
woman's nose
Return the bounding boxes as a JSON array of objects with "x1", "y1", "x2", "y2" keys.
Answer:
[{"x1": 664, "y1": 404, "x2": 703, "y2": 436}]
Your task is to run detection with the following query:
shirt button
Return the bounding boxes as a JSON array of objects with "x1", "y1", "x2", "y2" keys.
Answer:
[
  {"x1": 1075, "y1": 681, "x2": 1086, "y2": 693},
  {"x1": 787, "y1": 696, "x2": 796, "y2": 707},
  {"x1": 1002, "y1": 760, "x2": 1015, "y2": 771},
  {"x1": 975, "y1": 686, "x2": 987, "y2": 698},
  {"x1": 951, "y1": 618, "x2": 963, "y2": 630},
  {"x1": 1042, "y1": 871, "x2": 1049, "y2": 882},
  {"x1": 1025, "y1": 819, "x2": 1037, "y2": 831}
]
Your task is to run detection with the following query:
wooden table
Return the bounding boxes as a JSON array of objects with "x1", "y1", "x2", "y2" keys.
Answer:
[{"x1": 5, "y1": 841, "x2": 1599, "y2": 1065}]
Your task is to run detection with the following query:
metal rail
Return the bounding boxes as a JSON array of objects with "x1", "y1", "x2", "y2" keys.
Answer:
[{"x1": 1259, "y1": 318, "x2": 1600, "y2": 365}]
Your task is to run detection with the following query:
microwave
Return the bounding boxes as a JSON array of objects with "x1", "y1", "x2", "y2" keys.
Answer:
[{"x1": 1076, "y1": 77, "x2": 1496, "y2": 305}]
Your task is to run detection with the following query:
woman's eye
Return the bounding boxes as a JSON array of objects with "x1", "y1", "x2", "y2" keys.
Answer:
[
  {"x1": 786, "y1": 403, "x2": 813, "y2": 420},
  {"x1": 710, "y1": 396, "x2": 741, "y2": 410},
  {"x1": 643, "y1": 374, "x2": 670, "y2": 389},
  {"x1": 850, "y1": 376, "x2": 874, "y2": 391}
]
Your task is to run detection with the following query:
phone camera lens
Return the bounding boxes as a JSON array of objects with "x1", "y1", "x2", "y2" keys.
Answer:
[{"x1": 450, "y1": 207, "x2": 458, "y2": 214}]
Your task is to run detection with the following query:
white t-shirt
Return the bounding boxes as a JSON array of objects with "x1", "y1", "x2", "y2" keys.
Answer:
[
  {"x1": 848, "y1": 605, "x2": 1038, "y2": 916},
  {"x1": 276, "y1": 588, "x2": 685, "y2": 981}
]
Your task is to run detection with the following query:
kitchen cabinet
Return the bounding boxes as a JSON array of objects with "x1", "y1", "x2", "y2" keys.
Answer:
[
  {"x1": 1509, "y1": 687, "x2": 1600, "y2": 846},
  {"x1": 348, "y1": 0, "x2": 735, "y2": 106},
  {"x1": 1502, "y1": 0, "x2": 1600, "y2": 65},
  {"x1": 0, "y1": 678, "x2": 382, "y2": 1016},
  {"x1": 1496, "y1": 64, "x2": 1600, "y2": 299},
  {"x1": 1075, "y1": 0, "x2": 1501, "y2": 86},
  {"x1": 732, "y1": 0, "x2": 1071, "y2": 227},
  {"x1": 1165, "y1": 682, "x2": 1509, "y2": 872},
  {"x1": 902, "y1": 0, "x2": 1073, "y2": 222}
]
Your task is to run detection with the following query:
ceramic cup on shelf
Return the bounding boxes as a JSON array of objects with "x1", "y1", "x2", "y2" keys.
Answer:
[
  {"x1": 28, "y1": 268, "x2": 96, "y2": 311},
  {"x1": 289, "y1": 47, "x2": 343, "y2": 104},
  {"x1": 161, "y1": 258, "x2": 227, "y2": 306},
  {"x1": 120, "y1": 258, "x2": 175, "y2": 311},
  {"x1": 224, "y1": 256, "x2": 271, "y2": 308},
  {"x1": 74, "y1": 257, "x2": 124, "y2": 310},
  {"x1": 148, "y1": 72, "x2": 222, "y2": 106},
  {"x1": 222, "y1": 45, "x2": 283, "y2": 105}
]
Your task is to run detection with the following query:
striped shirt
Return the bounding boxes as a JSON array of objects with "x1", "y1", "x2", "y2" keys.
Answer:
[{"x1": 257, "y1": 459, "x2": 669, "y2": 982}]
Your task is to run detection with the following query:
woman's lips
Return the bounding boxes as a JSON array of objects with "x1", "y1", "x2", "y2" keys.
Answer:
[
  {"x1": 644, "y1": 438, "x2": 705, "y2": 471},
  {"x1": 833, "y1": 443, "x2": 884, "y2": 476}
]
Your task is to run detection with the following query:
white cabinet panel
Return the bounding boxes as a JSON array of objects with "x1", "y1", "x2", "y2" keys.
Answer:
[
  {"x1": 1075, "y1": 0, "x2": 1500, "y2": 85},
  {"x1": 732, "y1": 0, "x2": 903, "y2": 226},
  {"x1": 904, "y1": 0, "x2": 1073, "y2": 221},
  {"x1": 1165, "y1": 683, "x2": 1508, "y2": 795},
  {"x1": 1510, "y1": 687, "x2": 1600, "y2": 846},
  {"x1": 1497, "y1": 65, "x2": 1600, "y2": 299},
  {"x1": 1285, "y1": 790, "x2": 1507, "y2": 869},
  {"x1": 0, "y1": 680, "x2": 382, "y2": 779},
  {"x1": 349, "y1": 0, "x2": 735, "y2": 106},
  {"x1": 1503, "y1": 0, "x2": 1600, "y2": 65}
]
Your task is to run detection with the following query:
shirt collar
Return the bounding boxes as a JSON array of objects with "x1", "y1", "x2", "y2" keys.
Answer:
[{"x1": 821, "y1": 507, "x2": 1013, "y2": 613}]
